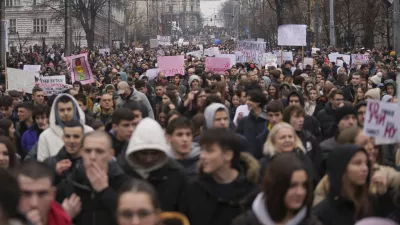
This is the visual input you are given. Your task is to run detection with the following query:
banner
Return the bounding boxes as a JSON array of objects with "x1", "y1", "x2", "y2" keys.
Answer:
[
  {"x1": 157, "y1": 35, "x2": 171, "y2": 46},
  {"x1": 364, "y1": 100, "x2": 400, "y2": 144},
  {"x1": 66, "y1": 53, "x2": 94, "y2": 85},
  {"x1": 7, "y1": 68, "x2": 36, "y2": 93},
  {"x1": 187, "y1": 50, "x2": 203, "y2": 59},
  {"x1": 278, "y1": 24, "x2": 307, "y2": 46},
  {"x1": 351, "y1": 54, "x2": 369, "y2": 68},
  {"x1": 145, "y1": 69, "x2": 159, "y2": 80},
  {"x1": 235, "y1": 41, "x2": 266, "y2": 64},
  {"x1": 157, "y1": 55, "x2": 185, "y2": 76},
  {"x1": 38, "y1": 75, "x2": 67, "y2": 96},
  {"x1": 215, "y1": 54, "x2": 236, "y2": 67},
  {"x1": 204, "y1": 47, "x2": 219, "y2": 56},
  {"x1": 205, "y1": 57, "x2": 230, "y2": 73}
]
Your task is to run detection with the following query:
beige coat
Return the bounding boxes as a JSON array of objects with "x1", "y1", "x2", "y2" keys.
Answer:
[{"x1": 313, "y1": 164, "x2": 400, "y2": 206}]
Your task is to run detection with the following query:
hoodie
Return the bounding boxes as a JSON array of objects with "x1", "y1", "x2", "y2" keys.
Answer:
[
  {"x1": 125, "y1": 118, "x2": 169, "y2": 179},
  {"x1": 384, "y1": 79, "x2": 396, "y2": 96},
  {"x1": 37, "y1": 94, "x2": 94, "y2": 161},
  {"x1": 168, "y1": 142, "x2": 201, "y2": 181}
]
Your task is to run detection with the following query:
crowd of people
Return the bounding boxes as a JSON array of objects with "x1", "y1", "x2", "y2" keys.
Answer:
[{"x1": 0, "y1": 43, "x2": 400, "y2": 225}]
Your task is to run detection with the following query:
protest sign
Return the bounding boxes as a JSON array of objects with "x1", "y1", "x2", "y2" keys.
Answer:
[
  {"x1": 311, "y1": 48, "x2": 320, "y2": 54},
  {"x1": 363, "y1": 100, "x2": 400, "y2": 144},
  {"x1": 204, "y1": 47, "x2": 219, "y2": 56},
  {"x1": 351, "y1": 54, "x2": 369, "y2": 68},
  {"x1": 38, "y1": 75, "x2": 67, "y2": 96},
  {"x1": 157, "y1": 55, "x2": 185, "y2": 76},
  {"x1": 272, "y1": 51, "x2": 283, "y2": 65},
  {"x1": 157, "y1": 35, "x2": 171, "y2": 46},
  {"x1": 66, "y1": 53, "x2": 94, "y2": 85},
  {"x1": 205, "y1": 57, "x2": 230, "y2": 73},
  {"x1": 282, "y1": 52, "x2": 293, "y2": 62},
  {"x1": 99, "y1": 48, "x2": 110, "y2": 55},
  {"x1": 215, "y1": 54, "x2": 236, "y2": 67},
  {"x1": 7, "y1": 68, "x2": 36, "y2": 93},
  {"x1": 135, "y1": 48, "x2": 144, "y2": 53},
  {"x1": 235, "y1": 41, "x2": 266, "y2": 64},
  {"x1": 264, "y1": 53, "x2": 278, "y2": 67},
  {"x1": 304, "y1": 57, "x2": 314, "y2": 66},
  {"x1": 187, "y1": 50, "x2": 203, "y2": 59},
  {"x1": 150, "y1": 39, "x2": 159, "y2": 48},
  {"x1": 341, "y1": 54, "x2": 351, "y2": 66},
  {"x1": 278, "y1": 24, "x2": 307, "y2": 46},
  {"x1": 23, "y1": 65, "x2": 41, "y2": 78},
  {"x1": 257, "y1": 38, "x2": 265, "y2": 42},
  {"x1": 328, "y1": 54, "x2": 338, "y2": 63},
  {"x1": 145, "y1": 69, "x2": 159, "y2": 80}
]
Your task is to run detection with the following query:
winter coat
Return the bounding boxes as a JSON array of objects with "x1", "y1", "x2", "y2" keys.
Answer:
[
  {"x1": 232, "y1": 193, "x2": 321, "y2": 225},
  {"x1": 179, "y1": 152, "x2": 260, "y2": 225},
  {"x1": 313, "y1": 163, "x2": 400, "y2": 206},
  {"x1": 56, "y1": 159, "x2": 130, "y2": 225},
  {"x1": 316, "y1": 102, "x2": 336, "y2": 140},
  {"x1": 21, "y1": 124, "x2": 40, "y2": 152},
  {"x1": 168, "y1": 142, "x2": 201, "y2": 182},
  {"x1": 121, "y1": 118, "x2": 188, "y2": 211},
  {"x1": 37, "y1": 94, "x2": 94, "y2": 161},
  {"x1": 297, "y1": 130, "x2": 324, "y2": 178},
  {"x1": 115, "y1": 88, "x2": 155, "y2": 119}
]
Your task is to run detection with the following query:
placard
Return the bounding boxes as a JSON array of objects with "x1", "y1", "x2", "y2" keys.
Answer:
[
  {"x1": 145, "y1": 69, "x2": 159, "y2": 80},
  {"x1": 65, "y1": 53, "x2": 94, "y2": 85},
  {"x1": 187, "y1": 50, "x2": 203, "y2": 59},
  {"x1": 157, "y1": 35, "x2": 171, "y2": 46},
  {"x1": 278, "y1": 24, "x2": 307, "y2": 46},
  {"x1": 304, "y1": 57, "x2": 314, "y2": 66},
  {"x1": 150, "y1": 39, "x2": 159, "y2": 48},
  {"x1": 157, "y1": 55, "x2": 185, "y2": 76},
  {"x1": 7, "y1": 68, "x2": 36, "y2": 93},
  {"x1": 215, "y1": 54, "x2": 236, "y2": 67},
  {"x1": 23, "y1": 65, "x2": 41, "y2": 78},
  {"x1": 363, "y1": 100, "x2": 399, "y2": 144},
  {"x1": 205, "y1": 57, "x2": 230, "y2": 73},
  {"x1": 38, "y1": 75, "x2": 67, "y2": 96},
  {"x1": 351, "y1": 54, "x2": 369, "y2": 68},
  {"x1": 282, "y1": 52, "x2": 293, "y2": 62},
  {"x1": 235, "y1": 41, "x2": 266, "y2": 64},
  {"x1": 99, "y1": 48, "x2": 110, "y2": 55},
  {"x1": 264, "y1": 53, "x2": 278, "y2": 67}
]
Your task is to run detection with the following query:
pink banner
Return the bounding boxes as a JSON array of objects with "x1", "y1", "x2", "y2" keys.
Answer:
[
  {"x1": 65, "y1": 53, "x2": 94, "y2": 85},
  {"x1": 157, "y1": 55, "x2": 185, "y2": 76},
  {"x1": 205, "y1": 57, "x2": 230, "y2": 73}
]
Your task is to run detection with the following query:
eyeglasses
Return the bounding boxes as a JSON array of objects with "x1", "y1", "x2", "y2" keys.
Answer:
[{"x1": 118, "y1": 209, "x2": 155, "y2": 220}]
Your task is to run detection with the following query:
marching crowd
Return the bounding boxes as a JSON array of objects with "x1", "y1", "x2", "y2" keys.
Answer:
[{"x1": 0, "y1": 43, "x2": 400, "y2": 225}]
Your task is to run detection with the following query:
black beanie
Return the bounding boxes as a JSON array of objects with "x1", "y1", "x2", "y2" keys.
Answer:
[{"x1": 335, "y1": 105, "x2": 357, "y2": 123}]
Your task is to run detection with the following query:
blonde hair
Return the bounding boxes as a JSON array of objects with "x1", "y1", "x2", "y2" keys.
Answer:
[{"x1": 263, "y1": 122, "x2": 305, "y2": 156}]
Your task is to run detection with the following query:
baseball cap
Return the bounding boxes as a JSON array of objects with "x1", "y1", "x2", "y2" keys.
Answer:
[{"x1": 117, "y1": 81, "x2": 130, "y2": 94}]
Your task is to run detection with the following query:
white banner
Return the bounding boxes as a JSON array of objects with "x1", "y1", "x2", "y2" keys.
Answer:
[
  {"x1": 278, "y1": 24, "x2": 307, "y2": 46},
  {"x1": 7, "y1": 68, "x2": 36, "y2": 93}
]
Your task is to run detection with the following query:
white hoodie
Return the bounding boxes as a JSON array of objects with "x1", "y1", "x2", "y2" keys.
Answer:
[
  {"x1": 125, "y1": 118, "x2": 169, "y2": 179},
  {"x1": 37, "y1": 94, "x2": 94, "y2": 161}
]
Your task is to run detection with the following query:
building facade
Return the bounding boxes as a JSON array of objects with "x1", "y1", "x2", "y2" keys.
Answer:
[{"x1": 5, "y1": 0, "x2": 125, "y2": 53}]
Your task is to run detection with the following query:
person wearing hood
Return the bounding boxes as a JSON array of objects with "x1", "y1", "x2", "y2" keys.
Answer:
[
  {"x1": 37, "y1": 94, "x2": 94, "y2": 161},
  {"x1": 314, "y1": 144, "x2": 382, "y2": 225},
  {"x1": 316, "y1": 89, "x2": 344, "y2": 140},
  {"x1": 56, "y1": 131, "x2": 130, "y2": 225},
  {"x1": 287, "y1": 91, "x2": 321, "y2": 140},
  {"x1": 232, "y1": 152, "x2": 320, "y2": 225},
  {"x1": 115, "y1": 81, "x2": 154, "y2": 119},
  {"x1": 166, "y1": 117, "x2": 201, "y2": 181},
  {"x1": 283, "y1": 105, "x2": 324, "y2": 179},
  {"x1": 236, "y1": 89, "x2": 268, "y2": 158},
  {"x1": 384, "y1": 79, "x2": 396, "y2": 96},
  {"x1": 179, "y1": 128, "x2": 259, "y2": 225},
  {"x1": 188, "y1": 75, "x2": 201, "y2": 91},
  {"x1": 204, "y1": 102, "x2": 250, "y2": 153},
  {"x1": 121, "y1": 118, "x2": 187, "y2": 211}
]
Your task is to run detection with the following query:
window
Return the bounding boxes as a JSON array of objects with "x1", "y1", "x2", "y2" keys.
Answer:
[
  {"x1": 191, "y1": 5, "x2": 193, "y2": 11},
  {"x1": 33, "y1": 18, "x2": 47, "y2": 33},
  {"x1": 183, "y1": 5, "x2": 186, "y2": 11},
  {"x1": 6, "y1": 0, "x2": 13, "y2": 6},
  {"x1": 169, "y1": 6, "x2": 173, "y2": 12},
  {"x1": 9, "y1": 19, "x2": 16, "y2": 33}
]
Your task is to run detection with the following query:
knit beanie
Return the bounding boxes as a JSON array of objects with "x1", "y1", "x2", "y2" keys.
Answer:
[
  {"x1": 335, "y1": 105, "x2": 357, "y2": 123},
  {"x1": 369, "y1": 72, "x2": 382, "y2": 85},
  {"x1": 188, "y1": 75, "x2": 200, "y2": 86},
  {"x1": 365, "y1": 88, "x2": 381, "y2": 100}
]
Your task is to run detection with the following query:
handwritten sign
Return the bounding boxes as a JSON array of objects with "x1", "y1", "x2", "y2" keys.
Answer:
[
  {"x1": 157, "y1": 55, "x2": 185, "y2": 77},
  {"x1": 264, "y1": 53, "x2": 278, "y2": 67},
  {"x1": 205, "y1": 57, "x2": 230, "y2": 73},
  {"x1": 23, "y1": 65, "x2": 41, "y2": 78},
  {"x1": 65, "y1": 53, "x2": 94, "y2": 85},
  {"x1": 215, "y1": 54, "x2": 236, "y2": 67},
  {"x1": 38, "y1": 75, "x2": 67, "y2": 96},
  {"x1": 7, "y1": 68, "x2": 36, "y2": 93},
  {"x1": 187, "y1": 50, "x2": 203, "y2": 59},
  {"x1": 204, "y1": 47, "x2": 219, "y2": 56},
  {"x1": 235, "y1": 41, "x2": 266, "y2": 64},
  {"x1": 150, "y1": 39, "x2": 159, "y2": 48},
  {"x1": 304, "y1": 57, "x2": 314, "y2": 66},
  {"x1": 351, "y1": 54, "x2": 369, "y2": 68},
  {"x1": 99, "y1": 48, "x2": 110, "y2": 55},
  {"x1": 157, "y1": 35, "x2": 171, "y2": 46},
  {"x1": 363, "y1": 100, "x2": 399, "y2": 143},
  {"x1": 278, "y1": 24, "x2": 307, "y2": 46}
]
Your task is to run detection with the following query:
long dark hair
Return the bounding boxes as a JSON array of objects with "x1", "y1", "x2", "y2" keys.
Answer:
[
  {"x1": 0, "y1": 136, "x2": 17, "y2": 169},
  {"x1": 262, "y1": 152, "x2": 313, "y2": 222}
]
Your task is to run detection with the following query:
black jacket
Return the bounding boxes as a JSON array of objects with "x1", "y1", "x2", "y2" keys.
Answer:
[
  {"x1": 56, "y1": 159, "x2": 130, "y2": 225},
  {"x1": 179, "y1": 152, "x2": 260, "y2": 225},
  {"x1": 119, "y1": 157, "x2": 188, "y2": 211},
  {"x1": 316, "y1": 102, "x2": 336, "y2": 140},
  {"x1": 297, "y1": 130, "x2": 324, "y2": 178},
  {"x1": 232, "y1": 209, "x2": 322, "y2": 225}
]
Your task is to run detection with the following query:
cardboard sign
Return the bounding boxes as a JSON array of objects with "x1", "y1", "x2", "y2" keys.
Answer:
[
  {"x1": 38, "y1": 75, "x2": 67, "y2": 96},
  {"x1": 23, "y1": 65, "x2": 41, "y2": 78},
  {"x1": 7, "y1": 68, "x2": 36, "y2": 93},
  {"x1": 278, "y1": 24, "x2": 307, "y2": 46},
  {"x1": 65, "y1": 53, "x2": 94, "y2": 85},
  {"x1": 364, "y1": 100, "x2": 399, "y2": 144},
  {"x1": 215, "y1": 54, "x2": 236, "y2": 67},
  {"x1": 157, "y1": 55, "x2": 185, "y2": 76},
  {"x1": 235, "y1": 41, "x2": 266, "y2": 64},
  {"x1": 205, "y1": 57, "x2": 230, "y2": 73}
]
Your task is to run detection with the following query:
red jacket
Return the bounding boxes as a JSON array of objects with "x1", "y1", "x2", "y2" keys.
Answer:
[{"x1": 48, "y1": 201, "x2": 71, "y2": 225}]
